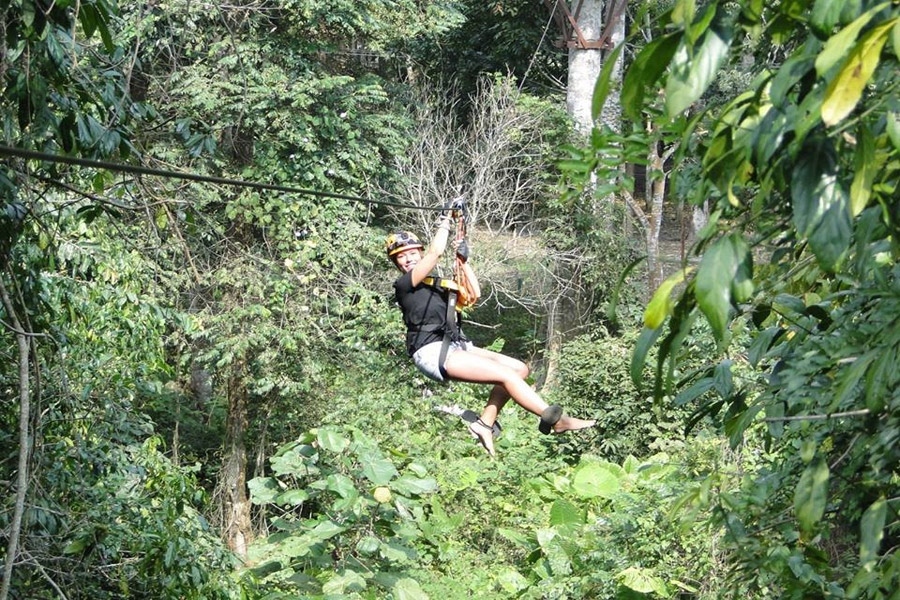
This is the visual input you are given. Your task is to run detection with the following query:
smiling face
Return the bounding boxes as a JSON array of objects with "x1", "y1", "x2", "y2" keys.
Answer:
[{"x1": 392, "y1": 247, "x2": 423, "y2": 273}]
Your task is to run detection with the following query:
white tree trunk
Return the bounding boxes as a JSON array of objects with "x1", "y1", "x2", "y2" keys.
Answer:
[{"x1": 566, "y1": 0, "x2": 606, "y2": 135}]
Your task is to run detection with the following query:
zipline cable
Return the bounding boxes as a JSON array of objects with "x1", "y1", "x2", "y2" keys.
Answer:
[{"x1": 0, "y1": 144, "x2": 442, "y2": 212}]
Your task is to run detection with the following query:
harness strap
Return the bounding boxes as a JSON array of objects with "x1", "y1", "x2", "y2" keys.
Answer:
[
  {"x1": 438, "y1": 289, "x2": 459, "y2": 379},
  {"x1": 419, "y1": 276, "x2": 462, "y2": 379},
  {"x1": 422, "y1": 276, "x2": 460, "y2": 293}
]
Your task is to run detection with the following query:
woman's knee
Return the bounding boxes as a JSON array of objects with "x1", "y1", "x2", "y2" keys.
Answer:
[{"x1": 513, "y1": 360, "x2": 529, "y2": 379}]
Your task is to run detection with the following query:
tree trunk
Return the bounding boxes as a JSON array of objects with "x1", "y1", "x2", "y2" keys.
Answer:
[
  {"x1": 647, "y1": 149, "x2": 667, "y2": 293},
  {"x1": 218, "y1": 361, "x2": 252, "y2": 558},
  {"x1": 544, "y1": 1, "x2": 628, "y2": 383},
  {"x1": 0, "y1": 277, "x2": 32, "y2": 600},
  {"x1": 566, "y1": 0, "x2": 606, "y2": 135}
]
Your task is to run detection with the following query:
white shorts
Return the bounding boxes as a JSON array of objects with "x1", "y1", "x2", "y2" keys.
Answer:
[{"x1": 412, "y1": 340, "x2": 474, "y2": 382}]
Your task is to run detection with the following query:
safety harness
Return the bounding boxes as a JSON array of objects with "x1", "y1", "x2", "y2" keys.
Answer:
[{"x1": 426, "y1": 204, "x2": 478, "y2": 378}]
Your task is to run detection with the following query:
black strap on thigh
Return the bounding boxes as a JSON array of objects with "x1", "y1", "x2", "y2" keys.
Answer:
[{"x1": 438, "y1": 291, "x2": 459, "y2": 379}]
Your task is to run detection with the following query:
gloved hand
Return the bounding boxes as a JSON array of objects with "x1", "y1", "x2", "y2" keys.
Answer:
[
  {"x1": 455, "y1": 239, "x2": 470, "y2": 262},
  {"x1": 443, "y1": 196, "x2": 466, "y2": 215}
]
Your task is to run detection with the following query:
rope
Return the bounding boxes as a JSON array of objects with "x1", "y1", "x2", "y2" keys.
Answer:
[{"x1": 0, "y1": 144, "x2": 443, "y2": 212}]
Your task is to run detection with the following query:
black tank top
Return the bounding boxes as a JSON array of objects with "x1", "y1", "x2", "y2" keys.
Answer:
[{"x1": 393, "y1": 271, "x2": 454, "y2": 355}]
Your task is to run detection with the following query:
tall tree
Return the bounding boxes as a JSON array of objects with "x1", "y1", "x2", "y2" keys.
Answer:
[
  {"x1": 602, "y1": 0, "x2": 900, "y2": 595},
  {"x1": 562, "y1": 0, "x2": 626, "y2": 134}
]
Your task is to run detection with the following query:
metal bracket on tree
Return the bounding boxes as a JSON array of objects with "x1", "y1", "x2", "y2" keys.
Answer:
[{"x1": 543, "y1": 0, "x2": 628, "y2": 50}]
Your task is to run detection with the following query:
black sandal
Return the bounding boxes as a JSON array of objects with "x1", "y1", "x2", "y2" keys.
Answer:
[
  {"x1": 469, "y1": 418, "x2": 496, "y2": 458},
  {"x1": 538, "y1": 405, "x2": 563, "y2": 435},
  {"x1": 460, "y1": 409, "x2": 502, "y2": 437}
]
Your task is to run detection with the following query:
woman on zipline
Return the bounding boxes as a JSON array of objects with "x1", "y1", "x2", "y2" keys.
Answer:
[{"x1": 385, "y1": 203, "x2": 595, "y2": 458}]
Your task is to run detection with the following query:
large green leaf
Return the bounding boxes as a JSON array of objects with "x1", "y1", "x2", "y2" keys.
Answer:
[
  {"x1": 850, "y1": 124, "x2": 876, "y2": 216},
  {"x1": 859, "y1": 496, "x2": 886, "y2": 565},
  {"x1": 631, "y1": 326, "x2": 663, "y2": 387},
  {"x1": 617, "y1": 566, "x2": 669, "y2": 596},
  {"x1": 791, "y1": 140, "x2": 838, "y2": 235},
  {"x1": 694, "y1": 234, "x2": 752, "y2": 340},
  {"x1": 247, "y1": 476, "x2": 280, "y2": 504},
  {"x1": 393, "y1": 577, "x2": 429, "y2": 600},
  {"x1": 821, "y1": 20, "x2": 895, "y2": 126},
  {"x1": 571, "y1": 461, "x2": 621, "y2": 499},
  {"x1": 361, "y1": 455, "x2": 399, "y2": 485},
  {"x1": 644, "y1": 267, "x2": 693, "y2": 329},
  {"x1": 391, "y1": 475, "x2": 438, "y2": 496},
  {"x1": 791, "y1": 140, "x2": 851, "y2": 270},
  {"x1": 317, "y1": 426, "x2": 350, "y2": 453},
  {"x1": 622, "y1": 34, "x2": 681, "y2": 121},
  {"x1": 807, "y1": 189, "x2": 852, "y2": 270},
  {"x1": 810, "y1": 0, "x2": 845, "y2": 36},
  {"x1": 666, "y1": 14, "x2": 733, "y2": 117},
  {"x1": 324, "y1": 473, "x2": 357, "y2": 498},
  {"x1": 549, "y1": 499, "x2": 585, "y2": 526},
  {"x1": 592, "y1": 44, "x2": 625, "y2": 121},
  {"x1": 322, "y1": 570, "x2": 366, "y2": 594},
  {"x1": 794, "y1": 457, "x2": 830, "y2": 535},
  {"x1": 814, "y1": 2, "x2": 889, "y2": 75}
]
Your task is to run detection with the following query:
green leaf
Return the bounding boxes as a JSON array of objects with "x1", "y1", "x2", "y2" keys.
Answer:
[
  {"x1": 631, "y1": 326, "x2": 663, "y2": 387},
  {"x1": 821, "y1": 21, "x2": 895, "y2": 126},
  {"x1": 850, "y1": 124, "x2": 876, "y2": 216},
  {"x1": 894, "y1": 18, "x2": 900, "y2": 61},
  {"x1": 317, "y1": 426, "x2": 350, "y2": 453},
  {"x1": 644, "y1": 267, "x2": 693, "y2": 328},
  {"x1": 695, "y1": 234, "x2": 751, "y2": 340},
  {"x1": 393, "y1": 577, "x2": 429, "y2": 600},
  {"x1": 275, "y1": 489, "x2": 309, "y2": 506},
  {"x1": 712, "y1": 360, "x2": 734, "y2": 398},
  {"x1": 356, "y1": 536, "x2": 381, "y2": 555},
  {"x1": 747, "y1": 326, "x2": 784, "y2": 367},
  {"x1": 549, "y1": 499, "x2": 585, "y2": 526},
  {"x1": 673, "y1": 377, "x2": 715, "y2": 406},
  {"x1": 391, "y1": 475, "x2": 438, "y2": 496},
  {"x1": 591, "y1": 44, "x2": 625, "y2": 121},
  {"x1": 380, "y1": 541, "x2": 417, "y2": 564},
  {"x1": 247, "y1": 477, "x2": 280, "y2": 504},
  {"x1": 324, "y1": 473, "x2": 357, "y2": 498},
  {"x1": 791, "y1": 139, "x2": 851, "y2": 269},
  {"x1": 309, "y1": 520, "x2": 346, "y2": 542},
  {"x1": 323, "y1": 570, "x2": 367, "y2": 594},
  {"x1": 794, "y1": 457, "x2": 829, "y2": 535},
  {"x1": 78, "y1": 4, "x2": 99, "y2": 37},
  {"x1": 63, "y1": 538, "x2": 87, "y2": 554},
  {"x1": 887, "y1": 111, "x2": 900, "y2": 151},
  {"x1": 154, "y1": 207, "x2": 168, "y2": 230},
  {"x1": 807, "y1": 187, "x2": 851, "y2": 270},
  {"x1": 864, "y1": 351, "x2": 894, "y2": 412},
  {"x1": 814, "y1": 5, "x2": 881, "y2": 76},
  {"x1": 361, "y1": 456, "x2": 399, "y2": 485},
  {"x1": 622, "y1": 34, "x2": 681, "y2": 121},
  {"x1": 666, "y1": 14, "x2": 733, "y2": 117},
  {"x1": 571, "y1": 461, "x2": 621, "y2": 499},
  {"x1": 859, "y1": 497, "x2": 886, "y2": 565},
  {"x1": 810, "y1": 0, "x2": 845, "y2": 36},
  {"x1": 671, "y1": 0, "x2": 697, "y2": 28},
  {"x1": 606, "y1": 255, "x2": 645, "y2": 326},
  {"x1": 617, "y1": 566, "x2": 669, "y2": 595}
]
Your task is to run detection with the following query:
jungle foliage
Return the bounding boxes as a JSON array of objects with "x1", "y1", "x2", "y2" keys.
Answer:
[
  {"x1": 1, "y1": 0, "x2": 897, "y2": 599},
  {"x1": 581, "y1": 0, "x2": 900, "y2": 597}
]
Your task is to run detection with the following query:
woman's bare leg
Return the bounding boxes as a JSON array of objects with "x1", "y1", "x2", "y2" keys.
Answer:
[
  {"x1": 444, "y1": 348, "x2": 595, "y2": 455},
  {"x1": 443, "y1": 350, "x2": 547, "y2": 417},
  {"x1": 466, "y1": 346, "x2": 526, "y2": 422}
]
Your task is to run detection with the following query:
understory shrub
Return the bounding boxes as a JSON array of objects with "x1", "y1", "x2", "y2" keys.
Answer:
[{"x1": 552, "y1": 329, "x2": 694, "y2": 461}]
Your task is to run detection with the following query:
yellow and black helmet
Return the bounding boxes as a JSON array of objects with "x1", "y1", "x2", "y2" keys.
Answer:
[{"x1": 385, "y1": 231, "x2": 423, "y2": 257}]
